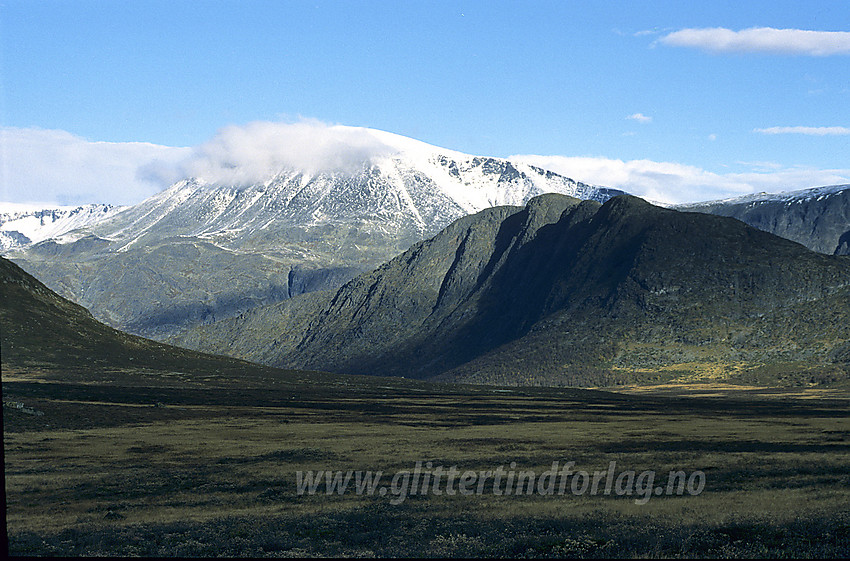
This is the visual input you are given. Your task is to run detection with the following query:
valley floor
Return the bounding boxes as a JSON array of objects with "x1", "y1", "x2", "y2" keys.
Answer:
[{"x1": 4, "y1": 368, "x2": 850, "y2": 557}]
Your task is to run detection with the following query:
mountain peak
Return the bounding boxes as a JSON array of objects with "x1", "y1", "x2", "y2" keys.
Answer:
[
  {"x1": 12, "y1": 137, "x2": 624, "y2": 340},
  {"x1": 597, "y1": 193, "x2": 654, "y2": 216},
  {"x1": 165, "y1": 122, "x2": 475, "y2": 186},
  {"x1": 66, "y1": 143, "x2": 623, "y2": 255}
]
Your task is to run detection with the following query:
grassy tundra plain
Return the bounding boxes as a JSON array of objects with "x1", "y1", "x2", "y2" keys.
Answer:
[{"x1": 5, "y1": 364, "x2": 850, "y2": 558}]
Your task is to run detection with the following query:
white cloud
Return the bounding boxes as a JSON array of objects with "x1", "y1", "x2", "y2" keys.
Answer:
[
  {"x1": 659, "y1": 27, "x2": 850, "y2": 56},
  {"x1": 626, "y1": 113, "x2": 653, "y2": 124},
  {"x1": 0, "y1": 127, "x2": 191, "y2": 205},
  {"x1": 511, "y1": 154, "x2": 850, "y2": 205},
  {"x1": 152, "y1": 120, "x2": 400, "y2": 187},
  {"x1": 754, "y1": 126, "x2": 850, "y2": 136},
  {"x1": 0, "y1": 120, "x2": 404, "y2": 205},
  {"x1": 737, "y1": 160, "x2": 784, "y2": 171},
  {"x1": 4, "y1": 121, "x2": 848, "y2": 208}
]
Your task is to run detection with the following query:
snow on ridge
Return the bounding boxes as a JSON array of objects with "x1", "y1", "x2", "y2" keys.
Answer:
[
  {"x1": 0, "y1": 203, "x2": 126, "y2": 251},
  {"x1": 676, "y1": 184, "x2": 850, "y2": 209},
  {"x1": 364, "y1": 128, "x2": 470, "y2": 163},
  {"x1": 6, "y1": 130, "x2": 614, "y2": 254}
]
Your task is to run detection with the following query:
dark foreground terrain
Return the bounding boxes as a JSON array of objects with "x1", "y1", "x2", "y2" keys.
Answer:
[{"x1": 5, "y1": 367, "x2": 850, "y2": 558}]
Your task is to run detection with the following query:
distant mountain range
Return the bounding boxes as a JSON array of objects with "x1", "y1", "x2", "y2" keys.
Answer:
[
  {"x1": 6, "y1": 129, "x2": 621, "y2": 339},
  {"x1": 677, "y1": 184, "x2": 850, "y2": 255},
  {"x1": 170, "y1": 193, "x2": 850, "y2": 387},
  {"x1": 0, "y1": 203, "x2": 124, "y2": 252}
]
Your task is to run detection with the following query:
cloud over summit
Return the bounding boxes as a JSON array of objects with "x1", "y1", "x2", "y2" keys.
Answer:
[
  {"x1": 4, "y1": 121, "x2": 850, "y2": 207},
  {"x1": 170, "y1": 120, "x2": 401, "y2": 186},
  {"x1": 2, "y1": 121, "x2": 405, "y2": 205}
]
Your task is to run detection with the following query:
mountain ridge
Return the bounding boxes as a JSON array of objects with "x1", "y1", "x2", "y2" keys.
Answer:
[
  {"x1": 0, "y1": 203, "x2": 124, "y2": 252},
  {"x1": 677, "y1": 184, "x2": 850, "y2": 255},
  {"x1": 170, "y1": 193, "x2": 850, "y2": 387}
]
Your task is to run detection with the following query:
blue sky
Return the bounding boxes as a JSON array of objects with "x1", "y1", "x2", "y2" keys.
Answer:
[{"x1": 2, "y1": 0, "x2": 849, "y2": 205}]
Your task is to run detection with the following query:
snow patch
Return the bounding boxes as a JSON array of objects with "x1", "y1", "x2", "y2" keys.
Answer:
[{"x1": 0, "y1": 203, "x2": 125, "y2": 252}]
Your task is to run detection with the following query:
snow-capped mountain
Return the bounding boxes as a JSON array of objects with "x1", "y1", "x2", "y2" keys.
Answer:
[
  {"x1": 676, "y1": 184, "x2": 850, "y2": 255},
  {"x1": 81, "y1": 128, "x2": 622, "y2": 254},
  {"x1": 10, "y1": 128, "x2": 623, "y2": 340},
  {"x1": 0, "y1": 203, "x2": 125, "y2": 252}
]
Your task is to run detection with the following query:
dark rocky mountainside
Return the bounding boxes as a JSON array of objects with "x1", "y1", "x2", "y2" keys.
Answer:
[
  {"x1": 678, "y1": 185, "x2": 850, "y2": 256},
  {"x1": 171, "y1": 194, "x2": 850, "y2": 387}
]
